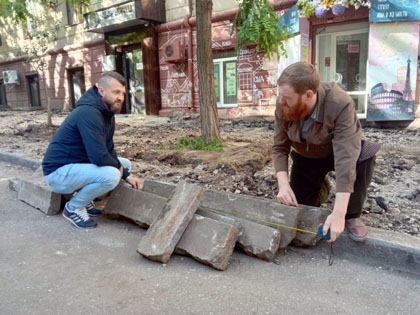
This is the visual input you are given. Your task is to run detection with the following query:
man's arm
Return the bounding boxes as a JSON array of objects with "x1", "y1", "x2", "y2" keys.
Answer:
[
  {"x1": 276, "y1": 171, "x2": 298, "y2": 207},
  {"x1": 272, "y1": 106, "x2": 297, "y2": 206},
  {"x1": 322, "y1": 192, "x2": 350, "y2": 242},
  {"x1": 327, "y1": 99, "x2": 362, "y2": 241}
]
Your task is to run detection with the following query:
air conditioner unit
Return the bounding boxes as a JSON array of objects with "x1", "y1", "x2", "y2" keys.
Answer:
[
  {"x1": 2, "y1": 70, "x2": 20, "y2": 85},
  {"x1": 164, "y1": 42, "x2": 187, "y2": 63}
]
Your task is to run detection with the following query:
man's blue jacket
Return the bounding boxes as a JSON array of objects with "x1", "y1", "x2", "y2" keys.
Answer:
[{"x1": 42, "y1": 86, "x2": 129, "y2": 179}]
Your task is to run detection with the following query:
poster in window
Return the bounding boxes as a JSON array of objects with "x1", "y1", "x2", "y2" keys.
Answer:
[
  {"x1": 214, "y1": 64, "x2": 220, "y2": 98},
  {"x1": 226, "y1": 62, "x2": 237, "y2": 96},
  {"x1": 366, "y1": 22, "x2": 419, "y2": 121}
]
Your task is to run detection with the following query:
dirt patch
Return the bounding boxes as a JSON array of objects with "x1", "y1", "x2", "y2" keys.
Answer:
[{"x1": 0, "y1": 109, "x2": 419, "y2": 237}]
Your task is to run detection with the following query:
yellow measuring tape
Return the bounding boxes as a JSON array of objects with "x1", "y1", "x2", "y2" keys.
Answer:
[{"x1": 148, "y1": 190, "x2": 317, "y2": 235}]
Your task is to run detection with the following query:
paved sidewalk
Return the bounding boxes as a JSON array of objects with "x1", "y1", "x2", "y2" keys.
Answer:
[{"x1": 1, "y1": 159, "x2": 420, "y2": 314}]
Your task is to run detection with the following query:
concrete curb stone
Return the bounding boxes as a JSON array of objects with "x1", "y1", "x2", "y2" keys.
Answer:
[{"x1": 3, "y1": 153, "x2": 420, "y2": 275}]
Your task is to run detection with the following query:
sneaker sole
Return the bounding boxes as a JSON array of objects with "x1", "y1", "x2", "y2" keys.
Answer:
[
  {"x1": 346, "y1": 229, "x2": 367, "y2": 242},
  {"x1": 62, "y1": 211, "x2": 97, "y2": 229},
  {"x1": 87, "y1": 213, "x2": 101, "y2": 217}
]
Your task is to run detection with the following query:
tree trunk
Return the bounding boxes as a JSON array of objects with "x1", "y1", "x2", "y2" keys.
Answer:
[{"x1": 196, "y1": 0, "x2": 221, "y2": 142}]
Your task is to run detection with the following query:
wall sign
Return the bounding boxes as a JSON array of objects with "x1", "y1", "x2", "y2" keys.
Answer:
[
  {"x1": 85, "y1": 1, "x2": 136, "y2": 31},
  {"x1": 366, "y1": 22, "x2": 419, "y2": 121},
  {"x1": 370, "y1": 0, "x2": 420, "y2": 22},
  {"x1": 279, "y1": 4, "x2": 299, "y2": 34}
]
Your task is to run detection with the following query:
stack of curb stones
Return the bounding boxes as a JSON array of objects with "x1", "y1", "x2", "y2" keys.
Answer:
[{"x1": 14, "y1": 175, "x2": 331, "y2": 271}]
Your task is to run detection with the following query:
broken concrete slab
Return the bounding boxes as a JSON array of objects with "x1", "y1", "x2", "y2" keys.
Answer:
[
  {"x1": 196, "y1": 208, "x2": 242, "y2": 231},
  {"x1": 142, "y1": 180, "x2": 301, "y2": 249},
  {"x1": 142, "y1": 179, "x2": 176, "y2": 199},
  {"x1": 292, "y1": 205, "x2": 331, "y2": 247},
  {"x1": 17, "y1": 179, "x2": 62, "y2": 215},
  {"x1": 137, "y1": 180, "x2": 205, "y2": 263},
  {"x1": 175, "y1": 215, "x2": 239, "y2": 271},
  {"x1": 234, "y1": 219, "x2": 281, "y2": 261},
  {"x1": 198, "y1": 191, "x2": 299, "y2": 249},
  {"x1": 103, "y1": 182, "x2": 167, "y2": 228},
  {"x1": 197, "y1": 208, "x2": 281, "y2": 261},
  {"x1": 103, "y1": 185, "x2": 241, "y2": 269}
]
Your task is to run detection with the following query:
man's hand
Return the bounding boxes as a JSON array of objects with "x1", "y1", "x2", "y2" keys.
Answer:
[
  {"x1": 276, "y1": 171, "x2": 298, "y2": 207},
  {"x1": 322, "y1": 192, "x2": 350, "y2": 242},
  {"x1": 119, "y1": 166, "x2": 124, "y2": 178},
  {"x1": 277, "y1": 185, "x2": 298, "y2": 207},
  {"x1": 126, "y1": 176, "x2": 140, "y2": 190},
  {"x1": 322, "y1": 212, "x2": 345, "y2": 242}
]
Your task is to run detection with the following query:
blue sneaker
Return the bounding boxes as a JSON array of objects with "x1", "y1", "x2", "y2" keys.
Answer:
[
  {"x1": 86, "y1": 201, "x2": 102, "y2": 217},
  {"x1": 63, "y1": 203, "x2": 97, "y2": 229}
]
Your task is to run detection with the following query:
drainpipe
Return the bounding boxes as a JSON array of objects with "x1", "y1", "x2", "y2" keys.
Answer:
[{"x1": 184, "y1": 0, "x2": 194, "y2": 110}]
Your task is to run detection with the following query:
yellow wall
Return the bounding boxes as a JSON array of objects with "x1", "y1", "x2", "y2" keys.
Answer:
[{"x1": 0, "y1": 0, "x2": 240, "y2": 62}]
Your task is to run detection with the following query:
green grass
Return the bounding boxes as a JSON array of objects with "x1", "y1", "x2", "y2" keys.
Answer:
[{"x1": 176, "y1": 136, "x2": 223, "y2": 152}]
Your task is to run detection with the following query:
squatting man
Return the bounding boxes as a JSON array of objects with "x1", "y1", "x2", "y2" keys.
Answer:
[
  {"x1": 273, "y1": 62, "x2": 379, "y2": 242},
  {"x1": 42, "y1": 71, "x2": 140, "y2": 229}
]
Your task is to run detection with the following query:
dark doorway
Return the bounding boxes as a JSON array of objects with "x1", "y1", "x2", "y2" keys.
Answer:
[
  {"x1": 27, "y1": 74, "x2": 41, "y2": 107},
  {"x1": 68, "y1": 68, "x2": 86, "y2": 108},
  {"x1": 122, "y1": 45, "x2": 145, "y2": 114},
  {"x1": 0, "y1": 79, "x2": 7, "y2": 105}
]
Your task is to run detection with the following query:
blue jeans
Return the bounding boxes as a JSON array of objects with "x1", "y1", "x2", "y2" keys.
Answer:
[{"x1": 45, "y1": 158, "x2": 131, "y2": 209}]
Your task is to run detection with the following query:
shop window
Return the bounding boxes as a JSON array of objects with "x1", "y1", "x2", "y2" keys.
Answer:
[
  {"x1": 67, "y1": 2, "x2": 83, "y2": 25},
  {"x1": 27, "y1": 74, "x2": 41, "y2": 107},
  {"x1": 213, "y1": 52, "x2": 238, "y2": 107},
  {"x1": 0, "y1": 79, "x2": 7, "y2": 105},
  {"x1": 316, "y1": 23, "x2": 369, "y2": 116},
  {"x1": 68, "y1": 68, "x2": 85, "y2": 108}
]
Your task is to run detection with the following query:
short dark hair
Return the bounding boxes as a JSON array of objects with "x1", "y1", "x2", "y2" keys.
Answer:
[
  {"x1": 277, "y1": 62, "x2": 320, "y2": 95},
  {"x1": 98, "y1": 71, "x2": 126, "y2": 88}
]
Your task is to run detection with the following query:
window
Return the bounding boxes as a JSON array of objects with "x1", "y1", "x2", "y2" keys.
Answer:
[
  {"x1": 67, "y1": 2, "x2": 83, "y2": 25},
  {"x1": 68, "y1": 69, "x2": 85, "y2": 108},
  {"x1": 26, "y1": 0, "x2": 35, "y2": 36},
  {"x1": 0, "y1": 34, "x2": 2, "y2": 46},
  {"x1": 0, "y1": 79, "x2": 7, "y2": 105},
  {"x1": 316, "y1": 23, "x2": 369, "y2": 116},
  {"x1": 27, "y1": 74, "x2": 41, "y2": 107},
  {"x1": 213, "y1": 52, "x2": 238, "y2": 107}
]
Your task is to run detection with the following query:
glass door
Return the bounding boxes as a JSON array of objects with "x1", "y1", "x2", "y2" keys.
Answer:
[
  {"x1": 316, "y1": 25, "x2": 369, "y2": 115},
  {"x1": 69, "y1": 69, "x2": 85, "y2": 108},
  {"x1": 122, "y1": 46, "x2": 145, "y2": 114},
  {"x1": 0, "y1": 79, "x2": 7, "y2": 105},
  {"x1": 213, "y1": 55, "x2": 237, "y2": 107}
]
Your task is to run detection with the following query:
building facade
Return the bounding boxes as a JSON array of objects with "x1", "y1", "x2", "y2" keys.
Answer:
[{"x1": 0, "y1": 0, "x2": 419, "y2": 121}]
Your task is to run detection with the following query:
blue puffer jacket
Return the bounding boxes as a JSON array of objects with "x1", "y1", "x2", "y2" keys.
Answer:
[{"x1": 42, "y1": 86, "x2": 129, "y2": 179}]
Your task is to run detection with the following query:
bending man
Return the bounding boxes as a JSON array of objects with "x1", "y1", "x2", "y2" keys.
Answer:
[{"x1": 273, "y1": 62, "x2": 378, "y2": 242}]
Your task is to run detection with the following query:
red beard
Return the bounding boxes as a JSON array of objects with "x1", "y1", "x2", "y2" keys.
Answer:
[{"x1": 280, "y1": 96, "x2": 311, "y2": 121}]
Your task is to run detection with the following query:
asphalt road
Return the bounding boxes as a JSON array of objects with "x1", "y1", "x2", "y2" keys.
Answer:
[{"x1": 1, "y1": 162, "x2": 419, "y2": 315}]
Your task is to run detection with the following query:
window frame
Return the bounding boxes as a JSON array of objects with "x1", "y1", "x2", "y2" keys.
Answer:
[
  {"x1": 213, "y1": 56, "x2": 238, "y2": 107},
  {"x1": 66, "y1": 1, "x2": 83, "y2": 25}
]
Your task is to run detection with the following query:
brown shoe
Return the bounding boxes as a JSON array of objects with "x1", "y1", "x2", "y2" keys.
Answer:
[{"x1": 345, "y1": 218, "x2": 368, "y2": 242}]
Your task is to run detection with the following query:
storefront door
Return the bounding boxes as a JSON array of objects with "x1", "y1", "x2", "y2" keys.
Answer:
[
  {"x1": 316, "y1": 23, "x2": 369, "y2": 115},
  {"x1": 27, "y1": 74, "x2": 41, "y2": 107},
  {"x1": 122, "y1": 46, "x2": 145, "y2": 114}
]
